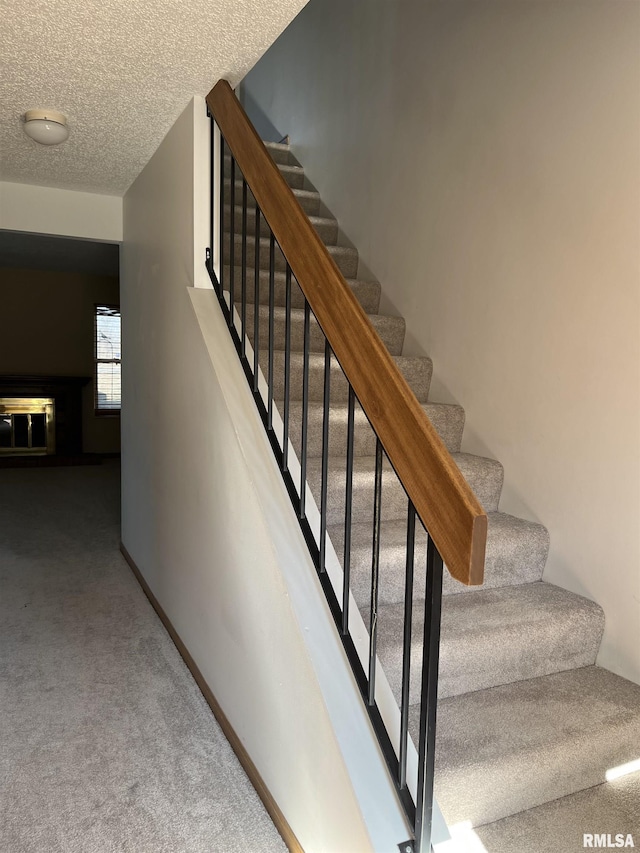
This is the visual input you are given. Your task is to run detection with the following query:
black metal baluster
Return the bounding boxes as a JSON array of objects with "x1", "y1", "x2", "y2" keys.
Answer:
[
  {"x1": 205, "y1": 109, "x2": 454, "y2": 844},
  {"x1": 267, "y1": 232, "x2": 276, "y2": 431},
  {"x1": 253, "y1": 206, "x2": 261, "y2": 392},
  {"x1": 219, "y1": 135, "x2": 225, "y2": 299},
  {"x1": 282, "y1": 266, "x2": 292, "y2": 472},
  {"x1": 319, "y1": 338, "x2": 332, "y2": 573},
  {"x1": 241, "y1": 179, "x2": 248, "y2": 357},
  {"x1": 209, "y1": 114, "x2": 216, "y2": 293},
  {"x1": 229, "y1": 155, "x2": 235, "y2": 321},
  {"x1": 342, "y1": 384, "x2": 355, "y2": 636},
  {"x1": 368, "y1": 437, "x2": 383, "y2": 705},
  {"x1": 415, "y1": 537, "x2": 444, "y2": 853},
  {"x1": 299, "y1": 299, "x2": 311, "y2": 519},
  {"x1": 398, "y1": 502, "x2": 416, "y2": 790}
]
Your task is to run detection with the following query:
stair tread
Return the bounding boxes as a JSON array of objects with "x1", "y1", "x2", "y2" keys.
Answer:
[
  {"x1": 244, "y1": 303, "x2": 405, "y2": 355},
  {"x1": 476, "y1": 772, "x2": 640, "y2": 852},
  {"x1": 268, "y1": 351, "x2": 433, "y2": 403},
  {"x1": 225, "y1": 152, "x2": 302, "y2": 172},
  {"x1": 327, "y1": 511, "x2": 548, "y2": 605},
  {"x1": 416, "y1": 665, "x2": 640, "y2": 826},
  {"x1": 306, "y1": 450, "x2": 503, "y2": 522},
  {"x1": 308, "y1": 449, "x2": 500, "y2": 475},
  {"x1": 225, "y1": 156, "x2": 304, "y2": 189},
  {"x1": 454, "y1": 452, "x2": 504, "y2": 511},
  {"x1": 226, "y1": 265, "x2": 373, "y2": 290},
  {"x1": 475, "y1": 510, "x2": 549, "y2": 592},
  {"x1": 224, "y1": 179, "x2": 320, "y2": 214},
  {"x1": 226, "y1": 208, "x2": 337, "y2": 230},
  {"x1": 263, "y1": 140, "x2": 290, "y2": 151},
  {"x1": 286, "y1": 400, "x2": 464, "y2": 456},
  {"x1": 275, "y1": 163, "x2": 303, "y2": 176},
  {"x1": 373, "y1": 581, "x2": 604, "y2": 700},
  {"x1": 224, "y1": 207, "x2": 339, "y2": 243},
  {"x1": 224, "y1": 230, "x2": 358, "y2": 276},
  {"x1": 226, "y1": 266, "x2": 381, "y2": 313},
  {"x1": 229, "y1": 232, "x2": 355, "y2": 257},
  {"x1": 228, "y1": 178, "x2": 319, "y2": 200}
]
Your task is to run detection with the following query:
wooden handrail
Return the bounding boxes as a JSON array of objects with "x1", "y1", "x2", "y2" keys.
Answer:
[{"x1": 206, "y1": 80, "x2": 486, "y2": 585}]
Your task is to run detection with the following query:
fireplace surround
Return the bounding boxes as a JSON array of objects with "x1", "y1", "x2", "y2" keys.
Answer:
[{"x1": 0, "y1": 376, "x2": 90, "y2": 457}]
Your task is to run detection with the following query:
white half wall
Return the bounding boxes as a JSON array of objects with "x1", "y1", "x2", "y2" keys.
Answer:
[
  {"x1": 0, "y1": 181, "x2": 122, "y2": 242},
  {"x1": 120, "y1": 94, "x2": 410, "y2": 851},
  {"x1": 241, "y1": 0, "x2": 640, "y2": 684}
]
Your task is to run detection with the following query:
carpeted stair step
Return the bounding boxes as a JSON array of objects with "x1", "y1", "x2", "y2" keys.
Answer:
[
  {"x1": 328, "y1": 511, "x2": 549, "y2": 607},
  {"x1": 475, "y1": 771, "x2": 640, "y2": 853},
  {"x1": 454, "y1": 453, "x2": 504, "y2": 511},
  {"x1": 245, "y1": 304, "x2": 405, "y2": 356},
  {"x1": 263, "y1": 140, "x2": 293, "y2": 165},
  {"x1": 464, "y1": 511, "x2": 550, "y2": 594},
  {"x1": 265, "y1": 352, "x2": 433, "y2": 403},
  {"x1": 224, "y1": 206, "x2": 339, "y2": 243},
  {"x1": 223, "y1": 233, "x2": 358, "y2": 277},
  {"x1": 415, "y1": 666, "x2": 640, "y2": 826},
  {"x1": 307, "y1": 451, "x2": 504, "y2": 527},
  {"x1": 372, "y1": 582, "x2": 604, "y2": 703},
  {"x1": 226, "y1": 266, "x2": 381, "y2": 314},
  {"x1": 285, "y1": 400, "x2": 464, "y2": 458},
  {"x1": 223, "y1": 180, "x2": 321, "y2": 216},
  {"x1": 224, "y1": 153, "x2": 305, "y2": 189}
]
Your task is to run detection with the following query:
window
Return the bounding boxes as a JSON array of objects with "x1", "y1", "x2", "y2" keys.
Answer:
[{"x1": 95, "y1": 305, "x2": 121, "y2": 414}]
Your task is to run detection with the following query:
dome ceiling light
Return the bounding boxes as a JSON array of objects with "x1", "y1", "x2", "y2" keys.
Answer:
[{"x1": 23, "y1": 109, "x2": 69, "y2": 145}]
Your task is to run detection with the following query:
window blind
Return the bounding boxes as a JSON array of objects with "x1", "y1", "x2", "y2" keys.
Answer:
[{"x1": 95, "y1": 305, "x2": 121, "y2": 411}]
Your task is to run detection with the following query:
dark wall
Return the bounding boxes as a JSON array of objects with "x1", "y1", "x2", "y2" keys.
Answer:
[{"x1": 0, "y1": 267, "x2": 120, "y2": 453}]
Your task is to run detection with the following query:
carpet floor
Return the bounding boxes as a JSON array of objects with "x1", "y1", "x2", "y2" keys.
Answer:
[{"x1": 0, "y1": 461, "x2": 287, "y2": 853}]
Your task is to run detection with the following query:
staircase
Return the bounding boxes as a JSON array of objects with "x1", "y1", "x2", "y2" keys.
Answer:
[{"x1": 222, "y1": 139, "x2": 640, "y2": 847}]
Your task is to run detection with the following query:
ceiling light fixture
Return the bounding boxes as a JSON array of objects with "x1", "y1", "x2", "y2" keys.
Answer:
[{"x1": 23, "y1": 109, "x2": 69, "y2": 146}]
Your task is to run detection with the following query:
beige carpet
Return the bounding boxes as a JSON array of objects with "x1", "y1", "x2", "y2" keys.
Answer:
[{"x1": 0, "y1": 461, "x2": 287, "y2": 853}]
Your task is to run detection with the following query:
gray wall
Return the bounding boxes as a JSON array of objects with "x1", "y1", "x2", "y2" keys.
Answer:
[
  {"x1": 0, "y1": 267, "x2": 120, "y2": 453},
  {"x1": 242, "y1": 0, "x2": 640, "y2": 683}
]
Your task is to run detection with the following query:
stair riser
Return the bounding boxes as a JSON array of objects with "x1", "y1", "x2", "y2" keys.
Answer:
[
  {"x1": 309, "y1": 462, "x2": 410, "y2": 526},
  {"x1": 243, "y1": 306, "x2": 405, "y2": 356},
  {"x1": 308, "y1": 455, "x2": 502, "y2": 527},
  {"x1": 464, "y1": 512, "x2": 549, "y2": 594},
  {"x1": 330, "y1": 523, "x2": 428, "y2": 610},
  {"x1": 223, "y1": 236, "x2": 358, "y2": 278},
  {"x1": 375, "y1": 584, "x2": 604, "y2": 704},
  {"x1": 224, "y1": 206, "x2": 338, "y2": 243},
  {"x1": 264, "y1": 143, "x2": 292, "y2": 165},
  {"x1": 438, "y1": 603, "x2": 603, "y2": 701},
  {"x1": 425, "y1": 667, "x2": 640, "y2": 826},
  {"x1": 222, "y1": 181, "x2": 321, "y2": 216},
  {"x1": 266, "y1": 353, "x2": 433, "y2": 403},
  {"x1": 223, "y1": 156, "x2": 305, "y2": 189},
  {"x1": 454, "y1": 454, "x2": 504, "y2": 512},
  {"x1": 329, "y1": 514, "x2": 548, "y2": 608},
  {"x1": 226, "y1": 267, "x2": 381, "y2": 314},
  {"x1": 287, "y1": 402, "x2": 464, "y2": 459}
]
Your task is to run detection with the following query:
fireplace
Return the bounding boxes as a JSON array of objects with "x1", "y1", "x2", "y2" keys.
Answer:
[
  {"x1": 0, "y1": 397, "x2": 56, "y2": 455},
  {"x1": 0, "y1": 376, "x2": 90, "y2": 458}
]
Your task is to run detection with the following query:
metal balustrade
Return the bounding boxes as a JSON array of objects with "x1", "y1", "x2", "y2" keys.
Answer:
[{"x1": 205, "y1": 81, "x2": 487, "y2": 852}]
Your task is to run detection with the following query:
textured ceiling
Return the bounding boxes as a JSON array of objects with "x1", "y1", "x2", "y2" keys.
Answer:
[{"x1": 0, "y1": 0, "x2": 307, "y2": 196}]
